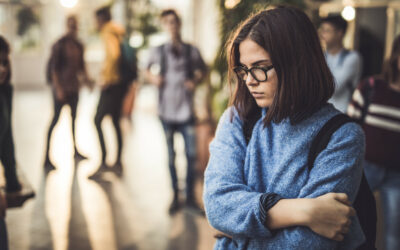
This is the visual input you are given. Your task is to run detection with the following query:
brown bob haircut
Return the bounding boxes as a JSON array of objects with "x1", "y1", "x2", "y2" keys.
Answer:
[
  {"x1": 0, "y1": 35, "x2": 11, "y2": 85},
  {"x1": 383, "y1": 34, "x2": 400, "y2": 83},
  {"x1": 227, "y1": 6, "x2": 334, "y2": 125}
]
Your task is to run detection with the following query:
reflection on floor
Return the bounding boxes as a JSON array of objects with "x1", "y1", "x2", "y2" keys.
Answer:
[{"x1": 5, "y1": 85, "x2": 215, "y2": 250}]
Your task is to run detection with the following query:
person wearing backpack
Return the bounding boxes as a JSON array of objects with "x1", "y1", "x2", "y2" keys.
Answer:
[
  {"x1": 319, "y1": 15, "x2": 362, "y2": 113},
  {"x1": 203, "y1": 6, "x2": 374, "y2": 249},
  {"x1": 145, "y1": 9, "x2": 207, "y2": 215},
  {"x1": 44, "y1": 15, "x2": 93, "y2": 171},
  {"x1": 90, "y1": 6, "x2": 133, "y2": 179},
  {"x1": 347, "y1": 35, "x2": 400, "y2": 250}
]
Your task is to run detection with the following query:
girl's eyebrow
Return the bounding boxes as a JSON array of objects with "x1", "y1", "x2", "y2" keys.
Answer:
[
  {"x1": 239, "y1": 59, "x2": 271, "y2": 67},
  {"x1": 251, "y1": 59, "x2": 271, "y2": 66}
]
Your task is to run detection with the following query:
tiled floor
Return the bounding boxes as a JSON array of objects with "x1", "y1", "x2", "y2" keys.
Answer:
[{"x1": 4, "y1": 85, "x2": 215, "y2": 250}]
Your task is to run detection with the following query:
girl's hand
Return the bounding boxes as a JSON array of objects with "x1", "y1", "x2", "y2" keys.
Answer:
[
  {"x1": 55, "y1": 88, "x2": 65, "y2": 101},
  {"x1": 303, "y1": 193, "x2": 355, "y2": 241}
]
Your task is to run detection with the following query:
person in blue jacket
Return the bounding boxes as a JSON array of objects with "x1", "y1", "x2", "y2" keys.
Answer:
[{"x1": 203, "y1": 6, "x2": 366, "y2": 249}]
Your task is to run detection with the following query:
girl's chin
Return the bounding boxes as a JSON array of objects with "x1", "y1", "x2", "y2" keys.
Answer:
[{"x1": 255, "y1": 100, "x2": 272, "y2": 108}]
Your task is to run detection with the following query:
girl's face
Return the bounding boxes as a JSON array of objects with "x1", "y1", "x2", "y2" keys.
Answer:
[
  {"x1": 238, "y1": 38, "x2": 277, "y2": 108},
  {"x1": 0, "y1": 52, "x2": 10, "y2": 85}
]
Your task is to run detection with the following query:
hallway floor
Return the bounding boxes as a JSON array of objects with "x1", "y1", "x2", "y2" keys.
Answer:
[{"x1": 4, "y1": 85, "x2": 215, "y2": 250}]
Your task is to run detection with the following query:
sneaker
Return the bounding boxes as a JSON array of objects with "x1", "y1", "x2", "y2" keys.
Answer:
[
  {"x1": 6, "y1": 186, "x2": 35, "y2": 208},
  {"x1": 5, "y1": 181, "x2": 22, "y2": 193},
  {"x1": 74, "y1": 151, "x2": 88, "y2": 161},
  {"x1": 185, "y1": 199, "x2": 205, "y2": 216},
  {"x1": 110, "y1": 162, "x2": 123, "y2": 177},
  {"x1": 169, "y1": 198, "x2": 181, "y2": 215},
  {"x1": 88, "y1": 163, "x2": 109, "y2": 180},
  {"x1": 44, "y1": 159, "x2": 56, "y2": 172}
]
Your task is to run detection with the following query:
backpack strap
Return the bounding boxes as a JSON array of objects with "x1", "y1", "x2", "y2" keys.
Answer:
[
  {"x1": 337, "y1": 49, "x2": 355, "y2": 95},
  {"x1": 338, "y1": 49, "x2": 350, "y2": 67},
  {"x1": 184, "y1": 43, "x2": 194, "y2": 80},
  {"x1": 308, "y1": 113, "x2": 377, "y2": 250},
  {"x1": 308, "y1": 114, "x2": 354, "y2": 170},
  {"x1": 159, "y1": 44, "x2": 166, "y2": 76}
]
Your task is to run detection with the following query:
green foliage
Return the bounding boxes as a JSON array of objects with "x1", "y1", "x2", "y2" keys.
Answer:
[{"x1": 123, "y1": 0, "x2": 160, "y2": 50}]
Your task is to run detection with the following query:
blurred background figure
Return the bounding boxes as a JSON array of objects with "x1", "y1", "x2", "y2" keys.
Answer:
[
  {"x1": 44, "y1": 15, "x2": 93, "y2": 171},
  {"x1": 347, "y1": 34, "x2": 400, "y2": 250},
  {"x1": 319, "y1": 15, "x2": 362, "y2": 113},
  {"x1": 0, "y1": 35, "x2": 34, "y2": 207},
  {"x1": 90, "y1": 6, "x2": 130, "y2": 179},
  {"x1": 145, "y1": 9, "x2": 207, "y2": 215}
]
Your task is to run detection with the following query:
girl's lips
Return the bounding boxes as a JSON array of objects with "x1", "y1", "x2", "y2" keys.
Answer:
[{"x1": 252, "y1": 92, "x2": 264, "y2": 98}]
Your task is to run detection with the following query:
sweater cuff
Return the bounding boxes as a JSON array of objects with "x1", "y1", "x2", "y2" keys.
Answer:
[{"x1": 259, "y1": 193, "x2": 282, "y2": 227}]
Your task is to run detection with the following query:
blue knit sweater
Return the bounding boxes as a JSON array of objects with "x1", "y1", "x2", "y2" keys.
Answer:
[{"x1": 203, "y1": 104, "x2": 366, "y2": 250}]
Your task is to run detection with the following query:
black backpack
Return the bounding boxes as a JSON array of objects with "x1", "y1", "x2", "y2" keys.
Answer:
[
  {"x1": 243, "y1": 112, "x2": 377, "y2": 250},
  {"x1": 119, "y1": 37, "x2": 138, "y2": 85}
]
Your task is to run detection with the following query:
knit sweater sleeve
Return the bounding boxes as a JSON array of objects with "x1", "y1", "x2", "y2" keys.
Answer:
[
  {"x1": 203, "y1": 108, "x2": 273, "y2": 238},
  {"x1": 263, "y1": 122, "x2": 366, "y2": 250}
]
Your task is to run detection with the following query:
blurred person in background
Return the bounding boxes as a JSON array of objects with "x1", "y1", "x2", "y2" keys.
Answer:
[
  {"x1": 89, "y1": 6, "x2": 131, "y2": 179},
  {"x1": 203, "y1": 6, "x2": 368, "y2": 249},
  {"x1": 145, "y1": 9, "x2": 207, "y2": 215},
  {"x1": 44, "y1": 15, "x2": 93, "y2": 171},
  {"x1": 0, "y1": 35, "x2": 34, "y2": 206},
  {"x1": 348, "y1": 34, "x2": 400, "y2": 250},
  {"x1": 319, "y1": 15, "x2": 362, "y2": 113}
]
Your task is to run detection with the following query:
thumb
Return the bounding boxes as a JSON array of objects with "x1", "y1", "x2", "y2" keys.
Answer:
[{"x1": 333, "y1": 193, "x2": 351, "y2": 205}]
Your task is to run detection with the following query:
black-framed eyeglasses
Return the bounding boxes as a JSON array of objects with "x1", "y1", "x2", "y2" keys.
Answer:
[{"x1": 233, "y1": 65, "x2": 274, "y2": 82}]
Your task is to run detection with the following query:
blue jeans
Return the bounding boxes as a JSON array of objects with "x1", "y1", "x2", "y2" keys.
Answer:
[
  {"x1": 161, "y1": 120, "x2": 197, "y2": 201},
  {"x1": 0, "y1": 218, "x2": 8, "y2": 250},
  {"x1": 364, "y1": 160, "x2": 400, "y2": 250}
]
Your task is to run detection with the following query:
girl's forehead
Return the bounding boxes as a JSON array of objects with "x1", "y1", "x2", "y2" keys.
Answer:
[{"x1": 239, "y1": 39, "x2": 270, "y2": 63}]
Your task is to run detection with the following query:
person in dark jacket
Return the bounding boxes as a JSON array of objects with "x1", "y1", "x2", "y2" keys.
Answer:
[
  {"x1": 0, "y1": 36, "x2": 35, "y2": 201},
  {"x1": 44, "y1": 15, "x2": 92, "y2": 170},
  {"x1": 348, "y1": 34, "x2": 400, "y2": 250}
]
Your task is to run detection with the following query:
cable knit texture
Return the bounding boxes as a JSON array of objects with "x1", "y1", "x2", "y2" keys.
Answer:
[{"x1": 203, "y1": 104, "x2": 366, "y2": 250}]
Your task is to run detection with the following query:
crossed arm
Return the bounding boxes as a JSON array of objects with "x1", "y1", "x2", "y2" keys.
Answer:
[{"x1": 203, "y1": 109, "x2": 364, "y2": 248}]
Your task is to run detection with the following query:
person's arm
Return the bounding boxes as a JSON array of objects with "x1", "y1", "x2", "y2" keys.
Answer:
[
  {"x1": 77, "y1": 43, "x2": 94, "y2": 89},
  {"x1": 263, "y1": 122, "x2": 365, "y2": 249},
  {"x1": 204, "y1": 110, "x2": 364, "y2": 247},
  {"x1": 333, "y1": 53, "x2": 362, "y2": 95},
  {"x1": 203, "y1": 108, "x2": 271, "y2": 238},
  {"x1": 145, "y1": 69, "x2": 163, "y2": 88},
  {"x1": 347, "y1": 78, "x2": 369, "y2": 119},
  {"x1": 204, "y1": 109, "x2": 354, "y2": 239},
  {"x1": 267, "y1": 192, "x2": 355, "y2": 240},
  {"x1": 49, "y1": 43, "x2": 65, "y2": 101},
  {"x1": 145, "y1": 47, "x2": 163, "y2": 88}
]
